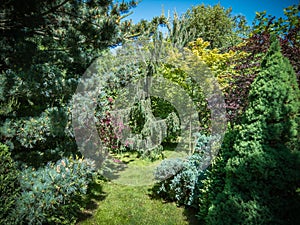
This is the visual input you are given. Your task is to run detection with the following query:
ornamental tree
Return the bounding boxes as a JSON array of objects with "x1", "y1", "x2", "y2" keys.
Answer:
[
  {"x1": 184, "y1": 3, "x2": 249, "y2": 49},
  {"x1": 199, "y1": 38, "x2": 300, "y2": 224},
  {"x1": 225, "y1": 4, "x2": 300, "y2": 123}
]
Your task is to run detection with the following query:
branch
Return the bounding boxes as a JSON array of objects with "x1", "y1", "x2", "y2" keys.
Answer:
[
  {"x1": 33, "y1": 30, "x2": 60, "y2": 40},
  {"x1": 56, "y1": 9, "x2": 109, "y2": 29},
  {"x1": 39, "y1": 0, "x2": 71, "y2": 17}
]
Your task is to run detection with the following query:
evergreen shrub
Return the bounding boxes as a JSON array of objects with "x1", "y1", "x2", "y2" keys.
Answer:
[
  {"x1": 0, "y1": 143, "x2": 20, "y2": 225},
  {"x1": 200, "y1": 38, "x2": 300, "y2": 224},
  {"x1": 14, "y1": 157, "x2": 96, "y2": 225},
  {"x1": 154, "y1": 134, "x2": 215, "y2": 206}
]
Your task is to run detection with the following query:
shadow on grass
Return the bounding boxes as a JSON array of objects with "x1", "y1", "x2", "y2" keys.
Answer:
[
  {"x1": 77, "y1": 178, "x2": 107, "y2": 222},
  {"x1": 148, "y1": 184, "x2": 200, "y2": 225},
  {"x1": 183, "y1": 206, "x2": 201, "y2": 225}
]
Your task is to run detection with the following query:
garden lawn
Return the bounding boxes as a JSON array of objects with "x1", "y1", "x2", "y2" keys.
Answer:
[{"x1": 78, "y1": 151, "x2": 198, "y2": 225}]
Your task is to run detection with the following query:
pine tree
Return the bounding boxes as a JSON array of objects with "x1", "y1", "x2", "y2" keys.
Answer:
[
  {"x1": 200, "y1": 38, "x2": 300, "y2": 224},
  {"x1": 0, "y1": 0, "x2": 138, "y2": 167}
]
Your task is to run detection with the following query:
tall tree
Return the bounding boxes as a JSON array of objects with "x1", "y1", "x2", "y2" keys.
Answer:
[
  {"x1": 225, "y1": 4, "x2": 300, "y2": 123},
  {"x1": 199, "y1": 38, "x2": 300, "y2": 224},
  {"x1": 184, "y1": 3, "x2": 249, "y2": 49},
  {"x1": 0, "y1": 0, "x2": 138, "y2": 166}
]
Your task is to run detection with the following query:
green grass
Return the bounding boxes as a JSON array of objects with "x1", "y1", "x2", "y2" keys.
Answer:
[
  {"x1": 100, "y1": 150, "x2": 189, "y2": 186},
  {"x1": 78, "y1": 150, "x2": 198, "y2": 225}
]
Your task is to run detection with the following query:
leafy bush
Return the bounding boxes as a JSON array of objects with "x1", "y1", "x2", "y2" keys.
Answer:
[
  {"x1": 139, "y1": 145, "x2": 164, "y2": 162},
  {"x1": 0, "y1": 143, "x2": 20, "y2": 225},
  {"x1": 197, "y1": 127, "x2": 237, "y2": 222},
  {"x1": 154, "y1": 134, "x2": 215, "y2": 206},
  {"x1": 154, "y1": 154, "x2": 204, "y2": 206},
  {"x1": 14, "y1": 157, "x2": 96, "y2": 225}
]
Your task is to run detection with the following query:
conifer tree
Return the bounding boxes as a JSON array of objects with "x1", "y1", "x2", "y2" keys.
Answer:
[
  {"x1": 0, "y1": 0, "x2": 138, "y2": 166},
  {"x1": 200, "y1": 38, "x2": 300, "y2": 224}
]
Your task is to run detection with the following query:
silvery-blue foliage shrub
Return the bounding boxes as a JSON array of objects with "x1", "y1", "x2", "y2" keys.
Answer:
[
  {"x1": 14, "y1": 157, "x2": 96, "y2": 225},
  {"x1": 154, "y1": 134, "x2": 215, "y2": 206}
]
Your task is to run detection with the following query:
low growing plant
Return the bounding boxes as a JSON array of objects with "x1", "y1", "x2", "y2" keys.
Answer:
[
  {"x1": 154, "y1": 134, "x2": 215, "y2": 207},
  {"x1": 14, "y1": 157, "x2": 96, "y2": 225}
]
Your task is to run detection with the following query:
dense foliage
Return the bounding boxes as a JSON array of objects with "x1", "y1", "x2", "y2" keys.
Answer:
[
  {"x1": 0, "y1": 1, "x2": 139, "y2": 223},
  {"x1": 154, "y1": 134, "x2": 215, "y2": 207},
  {"x1": 184, "y1": 3, "x2": 249, "y2": 49},
  {"x1": 154, "y1": 155, "x2": 202, "y2": 206},
  {"x1": 225, "y1": 4, "x2": 300, "y2": 122},
  {"x1": 0, "y1": 0, "x2": 138, "y2": 166},
  {"x1": 199, "y1": 39, "x2": 300, "y2": 224},
  {"x1": 0, "y1": 143, "x2": 20, "y2": 225},
  {"x1": 14, "y1": 157, "x2": 95, "y2": 225},
  {"x1": 1, "y1": 1, "x2": 299, "y2": 224}
]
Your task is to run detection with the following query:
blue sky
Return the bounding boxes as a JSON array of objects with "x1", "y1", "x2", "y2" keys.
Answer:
[{"x1": 127, "y1": 0, "x2": 299, "y2": 25}]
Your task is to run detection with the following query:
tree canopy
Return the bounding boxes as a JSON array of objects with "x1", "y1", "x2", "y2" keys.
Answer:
[{"x1": 0, "y1": 0, "x2": 139, "y2": 166}]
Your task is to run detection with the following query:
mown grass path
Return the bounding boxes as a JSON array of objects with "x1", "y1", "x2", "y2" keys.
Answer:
[{"x1": 78, "y1": 152, "x2": 198, "y2": 225}]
